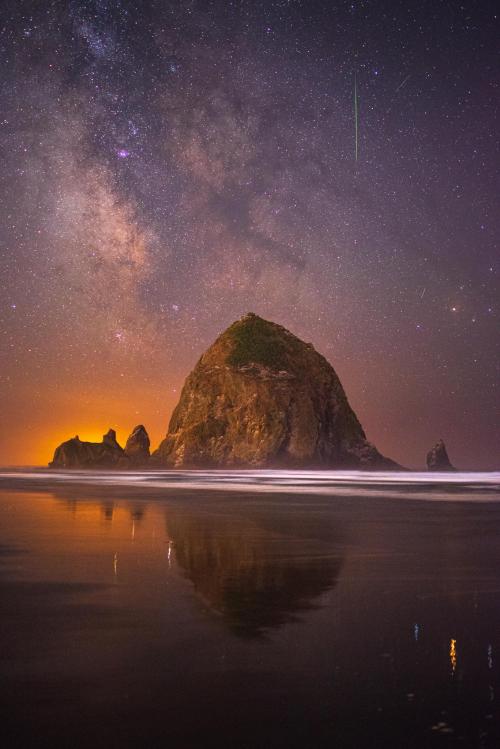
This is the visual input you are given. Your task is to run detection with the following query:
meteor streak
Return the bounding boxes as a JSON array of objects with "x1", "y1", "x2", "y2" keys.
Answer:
[
  {"x1": 395, "y1": 74, "x2": 411, "y2": 92},
  {"x1": 354, "y1": 72, "x2": 358, "y2": 161}
]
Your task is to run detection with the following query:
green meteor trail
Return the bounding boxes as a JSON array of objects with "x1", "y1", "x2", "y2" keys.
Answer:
[{"x1": 354, "y1": 71, "x2": 358, "y2": 161}]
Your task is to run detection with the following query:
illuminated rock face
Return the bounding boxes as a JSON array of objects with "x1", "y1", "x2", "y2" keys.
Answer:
[
  {"x1": 154, "y1": 313, "x2": 398, "y2": 469},
  {"x1": 427, "y1": 439, "x2": 456, "y2": 471}
]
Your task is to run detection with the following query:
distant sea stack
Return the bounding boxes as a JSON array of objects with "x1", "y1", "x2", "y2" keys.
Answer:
[
  {"x1": 124, "y1": 425, "x2": 150, "y2": 465},
  {"x1": 426, "y1": 439, "x2": 456, "y2": 471},
  {"x1": 50, "y1": 426, "x2": 150, "y2": 469},
  {"x1": 153, "y1": 313, "x2": 398, "y2": 469}
]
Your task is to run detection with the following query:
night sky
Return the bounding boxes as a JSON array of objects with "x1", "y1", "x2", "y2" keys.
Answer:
[{"x1": 0, "y1": 0, "x2": 498, "y2": 468}]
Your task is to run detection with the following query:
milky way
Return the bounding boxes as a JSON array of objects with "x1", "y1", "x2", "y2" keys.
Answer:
[{"x1": 0, "y1": 0, "x2": 498, "y2": 467}]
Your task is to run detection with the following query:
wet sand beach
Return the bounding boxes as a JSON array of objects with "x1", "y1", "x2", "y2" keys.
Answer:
[{"x1": 1, "y1": 470, "x2": 499, "y2": 747}]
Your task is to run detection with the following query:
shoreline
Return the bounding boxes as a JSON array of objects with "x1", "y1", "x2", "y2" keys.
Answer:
[{"x1": 1, "y1": 468, "x2": 499, "y2": 503}]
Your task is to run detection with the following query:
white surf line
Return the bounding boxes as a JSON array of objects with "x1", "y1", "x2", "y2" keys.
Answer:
[{"x1": 0, "y1": 469, "x2": 499, "y2": 502}]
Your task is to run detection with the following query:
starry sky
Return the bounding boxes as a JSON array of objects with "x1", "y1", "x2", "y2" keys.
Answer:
[{"x1": 0, "y1": 0, "x2": 498, "y2": 468}]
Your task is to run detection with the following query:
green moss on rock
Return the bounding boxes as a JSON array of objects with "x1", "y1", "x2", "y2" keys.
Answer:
[{"x1": 225, "y1": 314, "x2": 293, "y2": 369}]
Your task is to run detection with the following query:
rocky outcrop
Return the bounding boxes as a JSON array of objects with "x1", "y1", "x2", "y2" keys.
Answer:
[
  {"x1": 124, "y1": 425, "x2": 150, "y2": 464},
  {"x1": 49, "y1": 428, "x2": 125, "y2": 468},
  {"x1": 49, "y1": 426, "x2": 153, "y2": 469},
  {"x1": 427, "y1": 439, "x2": 456, "y2": 471},
  {"x1": 153, "y1": 313, "x2": 399, "y2": 469}
]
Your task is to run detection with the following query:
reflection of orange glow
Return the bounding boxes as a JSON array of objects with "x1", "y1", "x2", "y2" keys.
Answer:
[
  {"x1": 0, "y1": 489, "x2": 167, "y2": 555},
  {"x1": 450, "y1": 638, "x2": 457, "y2": 674},
  {"x1": 0, "y1": 490, "x2": 170, "y2": 601}
]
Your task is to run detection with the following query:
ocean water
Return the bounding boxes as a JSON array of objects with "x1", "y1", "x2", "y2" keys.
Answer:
[{"x1": 1, "y1": 469, "x2": 500, "y2": 748}]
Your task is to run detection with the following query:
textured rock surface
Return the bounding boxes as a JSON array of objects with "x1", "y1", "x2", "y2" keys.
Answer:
[
  {"x1": 49, "y1": 429, "x2": 125, "y2": 468},
  {"x1": 124, "y1": 424, "x2": 150, "y2": 464},
  {"x1": 154, "y1": 313, "x2": 398, "y2": 468},
  {"x1": 427, "y1": 439, "x2": 456, "y2": 471}
]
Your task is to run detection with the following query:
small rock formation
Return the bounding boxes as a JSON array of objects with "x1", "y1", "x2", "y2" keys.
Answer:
[
  {"x1": 103, "y1": 428, "x2": 121, "y2": 450},
  {"x1": 153, "y1": 313, "x2": 399, "y2": 469},
  {"x1": 426, "y1": 439, "x2": 456, "y2": 471},
  {"x1": 49, "y1": 428, "x2": 125, "y2": 468},
  {"x1": 124, "y1": 424, "x2": 150, "y2": 464}
]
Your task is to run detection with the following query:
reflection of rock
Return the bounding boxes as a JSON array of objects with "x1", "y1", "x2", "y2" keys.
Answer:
[
  {"x1": 154, "y1": 313, "x2": 398, "y2": 468},
  {"x1": 130, "y1": 507, "x2": 145, "y2": 525},
  {"x1": 124, "y1": 425, "x2": 150, "y2": 464},
  {"x1": 49, "y1": 487, "x2": 343, "y2": 635},
  {"x1": 427, "y1": 439, "x2": 456, "y2": 471},
  {"x1": 166, "y1": 506, "x2": 343, "y2": 636},
  {"x1": 101, "y1": 503, "x2": 115, "y2": 522},
  {"x1": 49, "y1": 429, "x2": 125, "y2": 468}
]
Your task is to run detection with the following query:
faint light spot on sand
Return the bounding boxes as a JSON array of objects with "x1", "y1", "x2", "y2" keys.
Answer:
[{"x1": 431, "y1": 722, "x2": 454, "y2": 733}]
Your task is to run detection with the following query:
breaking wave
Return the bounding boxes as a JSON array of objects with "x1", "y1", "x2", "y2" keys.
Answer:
[{"x1": 0, "y1": 469, "x2": 499, "y2": 502}]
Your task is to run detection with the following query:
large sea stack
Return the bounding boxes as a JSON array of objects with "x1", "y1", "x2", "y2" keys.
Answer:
[{"x1": 153, "y1": 313, "x2": 398, "y2": 469}]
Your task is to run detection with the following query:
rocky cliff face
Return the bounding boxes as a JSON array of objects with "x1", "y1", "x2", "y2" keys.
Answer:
[
  {"x1": 50, "y1": 426, "x2": 150, "y2": 469},
  {"x1": 427, "y1": 439, "x2": 456, "y2": 471},
  {"x1": 153, "y1": 313, "x2": 398, "y2": 469}
]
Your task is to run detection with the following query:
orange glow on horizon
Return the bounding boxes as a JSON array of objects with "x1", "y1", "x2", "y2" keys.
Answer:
[
  {"x1": 1, "y1": 387, "x2": 177, "y2": 466},
  {"x1": 31, "y1": 420, "x2": 166, "y2": 467}
]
